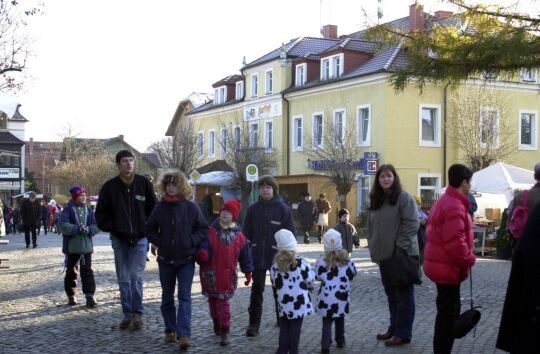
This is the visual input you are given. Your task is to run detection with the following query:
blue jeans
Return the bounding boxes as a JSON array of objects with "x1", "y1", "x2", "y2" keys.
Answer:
[
  {"x1": 384, "y1": 283, "x2": 415, "y2": 339},
  {"x1": 158, "y1": 260, "x2": 195, "y2": 337},
  {"x1": 111, "y1": 236, "x2": 148, "y2": 315}
]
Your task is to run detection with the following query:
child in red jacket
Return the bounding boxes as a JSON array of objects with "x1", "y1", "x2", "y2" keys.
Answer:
[{"x1": 199, "y1": 199, "x2": 253, "y2": 346}]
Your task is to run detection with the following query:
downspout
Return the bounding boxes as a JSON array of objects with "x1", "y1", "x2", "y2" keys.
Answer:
[
  {"x1": 282, "y1": 93, "x2": 290, "y2": 175},
  {"x1": 443, "y1": 83, "x2": 449, "y2": 186}
]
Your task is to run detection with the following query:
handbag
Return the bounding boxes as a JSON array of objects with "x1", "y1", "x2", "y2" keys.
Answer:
[
  {"x1": 379, "y1": 244, "x2": 420, "y2": 287},
  {"x1": 453, "y1": 269, "x2": 481, "y2": 338},
  {"x1": 67, "y1": 206, "x2": 93, "y2": 255}
]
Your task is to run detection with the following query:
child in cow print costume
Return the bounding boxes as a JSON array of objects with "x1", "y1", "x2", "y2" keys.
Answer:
[
  {"x1": 314, "y1": 229, "x2": 357, "y2": 353},
  {"x1": 270, "y1": 229, "x2": 314, "y2": 354}
]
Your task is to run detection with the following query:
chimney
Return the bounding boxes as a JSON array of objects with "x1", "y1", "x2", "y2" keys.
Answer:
[
  {"x1": 409, "y1": 2, "x2": 425, "y2": 32},
  {"x1": 322, "y1": 25, "x2": 338, "y2": 39},
  {"x1": 118, "y1": 134, "x2": 124, "y2": 141},
  {"x1": 28, "y1": 137, "x2": 33, "y2": 155},
  {"x1": 434, "y1": 10, "x2": 453, "y2": 19}
]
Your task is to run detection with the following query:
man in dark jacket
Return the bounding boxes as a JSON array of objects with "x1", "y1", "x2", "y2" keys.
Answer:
[
  {"x1": 20, "y1": 192, "x2": 41, "y2": 248},
  {"x1": 95, "y1": 150, "x2": 157, "y2": 331},
  {"x1": 38, "y1": 200, "x2": 50, "y2": 235},
  {"x1": 297, "y1": 192, "x2": 316, "y2": 244},
  {"x1": 243, "y1": 175, "x2": 296, "y2": 337}
]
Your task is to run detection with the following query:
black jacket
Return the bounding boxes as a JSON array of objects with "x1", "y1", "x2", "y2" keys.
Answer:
[
  {"x1": 21, "y1": 199, "x2": 41, "y2": 226},
  {"x1": 496, "y1": 203, "x2": 540, "y2": 353},
  {"x1": 297, "y1": 199, "x2": 316, "y2": 230},
  {"x1": 145, "y1": 198, "x2": 208, "y2": 266},
  {"x1": 95, "y1": 174, "x2": 156, "y2": 244}
]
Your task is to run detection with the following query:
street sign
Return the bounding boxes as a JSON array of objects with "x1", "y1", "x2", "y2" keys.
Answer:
[
  {"x1": 366, "y1": 160, "x2": 378, "y2": 174},
  {"x1": 189, "y1": 169, "x2": 201, "y2": 182},
  {"x1": 246, "y1": 164, "x2": 259, "y2": 182}
]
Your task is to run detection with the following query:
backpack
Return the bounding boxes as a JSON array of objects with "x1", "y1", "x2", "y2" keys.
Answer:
[{"x1": 507, "y1": 190, "x2": 529, "y2": 240}]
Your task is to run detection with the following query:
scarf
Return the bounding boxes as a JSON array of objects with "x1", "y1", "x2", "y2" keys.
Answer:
[
  {"x1": 162, "y1": 194, "x2": 185, "y2": 203},
  {"x1": 119, "y1": 173, "x2": 134, "y2": 187}
]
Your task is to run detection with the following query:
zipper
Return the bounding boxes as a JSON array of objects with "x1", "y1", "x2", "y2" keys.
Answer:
[
  {"x1": 127, "y1": 187, "x2": 134, "y2": 236},
  {"x1": 171, "y1": 206, "x2": 175, "y2": 248}
]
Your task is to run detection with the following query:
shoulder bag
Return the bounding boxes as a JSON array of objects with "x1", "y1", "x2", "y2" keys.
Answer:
[
  {"x1": 453, "y1": 268, "x2": 481, "y2": 338},
  {"x1": 379, "y1": 243, "x2": 420, "y2": 287}
]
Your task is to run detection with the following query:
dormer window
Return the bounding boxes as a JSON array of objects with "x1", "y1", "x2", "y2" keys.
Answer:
[
  {"x1": 320, "y1": 53, "x2": 344, "y2": 80},
  {"x1": 521, "y1": 68, "x2": 537, "y2": 82},
  {"x1": 213, "y1": 86, "x2": 227, "y2": 105},
  {"x1": 235, "y1": 81, "x2": 244, "y2": 99},
  {"x1": 295, "y1": 63, "x2": 307, "y2": 86}
]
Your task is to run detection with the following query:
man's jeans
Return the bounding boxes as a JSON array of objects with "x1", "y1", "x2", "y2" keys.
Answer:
[
  {"x1": 111, "y1": 236, "x2": 147, "y2": 315},
  {"x1": 158, "y1": 260, "x2": 195, "y2": 337}
]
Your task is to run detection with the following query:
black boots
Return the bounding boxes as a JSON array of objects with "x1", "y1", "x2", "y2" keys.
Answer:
[{"x1": 246, "y1": 308, "x2": 261, "y2": 337}]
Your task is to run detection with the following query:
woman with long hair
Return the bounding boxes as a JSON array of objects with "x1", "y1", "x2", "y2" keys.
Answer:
[{"x1": 367, "y1": 164, "x2": 419, "y2": 346}]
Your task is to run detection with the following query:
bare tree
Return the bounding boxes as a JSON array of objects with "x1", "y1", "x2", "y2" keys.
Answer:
[
  {"x1": 0, "y1": 0, "x2": 41, "y2": 92},
  {"x1": 56, "y1": 123, "x2": 107, "y2": 162},
  {"x1": 218, "y1": 117, "x2": 279, "y2": 221},
  {"x1": 148, "y1": 121, "x2": 198, "y2": 173},
  {"x1": 447, "y1": 87, "x2": 513, "y2": 172},
  {"x1": 305, "y1": 121, "x2": 364, "y2": 209}
]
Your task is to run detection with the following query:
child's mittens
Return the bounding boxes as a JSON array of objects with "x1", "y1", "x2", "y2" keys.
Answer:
[
  {"x1": 244, "y1": 272, "x2": 252, "y2": 286},
  {"x1": 197, "y1": 249, "x2": 209, "y2": 264}
]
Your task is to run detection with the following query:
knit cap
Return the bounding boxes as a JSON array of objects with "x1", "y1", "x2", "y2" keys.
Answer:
[
  {"x1": 323, "y1": 229, "x2": 343, "y2": 251},
  {"x1": 220, "y1": 199, "x2": 241, "y2": 221},
  {"x1": 274, "y1": 229, "x2": 297, "y2": 251},
  {"x1": 69, "y1": 185, "x2": 87, "y2": 201}
]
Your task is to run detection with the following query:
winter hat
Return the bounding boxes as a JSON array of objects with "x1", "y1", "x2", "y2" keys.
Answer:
[
  {"x1": 338, "y1": 208, "x2": 350, "y2": 219},
  {"x1": 274, "y1": 229, "x2": 297, "y2": 251},
  {"x1": 69, "y1": 185, "x2": 87, "y2": 201},
  {"x1": 323, "y1": 229, "x2": 343, "y2": 251},
  {"x1": 220, "y1": 199, "x2": 241, "y2": 221}
]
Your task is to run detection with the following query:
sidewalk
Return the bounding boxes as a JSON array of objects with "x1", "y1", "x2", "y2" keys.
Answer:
[{"x1": 0, "y1": 232, "x2": 509, "y2": 353}]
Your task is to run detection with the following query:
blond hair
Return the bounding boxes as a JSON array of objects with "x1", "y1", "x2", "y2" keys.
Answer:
[
  {"x1": 274, "y1": 250, "x2": 298, "y2": 273},
  {"x1": 159, "y1": 170, "x2": 193, "y2": 198},
  {"x1": 324, "y1": 249, "x2": 349, "y2": 269}
]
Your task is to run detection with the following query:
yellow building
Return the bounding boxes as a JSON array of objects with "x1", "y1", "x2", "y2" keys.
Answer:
[{"x1": 180, "y1": 4, "x2": 540, "y2": 225}]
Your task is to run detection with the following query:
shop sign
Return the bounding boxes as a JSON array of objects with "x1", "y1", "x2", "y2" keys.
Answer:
[
  {"x1": 243, "y1": 101, "x2": 282, "y2": 121},
  {"x1": 0, "y1": 168, "x2": 19, "y2": 178},
  {"x1": 309, "y1": 160, "x2": 363, "y2": 170},
  {"x1": 0, "y1": 181, "x2": 21, "y2": 190}
]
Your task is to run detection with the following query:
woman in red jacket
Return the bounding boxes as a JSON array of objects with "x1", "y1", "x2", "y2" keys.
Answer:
[{"x1": 423, "y1": 164, "x2": 476, "y2": 354}]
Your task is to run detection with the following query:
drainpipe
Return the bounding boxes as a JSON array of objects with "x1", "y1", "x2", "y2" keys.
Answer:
[
  {"x1": 282, "y1": 93, "x2": 290, "y2": 175},
  {"x1": 443, "y1": 83, "x2": 449, "y2": 186}
]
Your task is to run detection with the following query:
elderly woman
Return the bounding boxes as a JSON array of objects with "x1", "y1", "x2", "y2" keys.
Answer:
[{"x1": 367, "y1": 164, "x2": 419, "y2": 347}]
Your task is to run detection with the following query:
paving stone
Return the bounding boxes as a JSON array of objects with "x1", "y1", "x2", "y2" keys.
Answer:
[{"x1": 0, "y1": 233, "x2": 509, "y2": 353}]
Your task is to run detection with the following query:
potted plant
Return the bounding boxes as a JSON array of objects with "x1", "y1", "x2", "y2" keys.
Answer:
[{"x1": 495, "y1": 209, "x2": 512, "y2": 260}]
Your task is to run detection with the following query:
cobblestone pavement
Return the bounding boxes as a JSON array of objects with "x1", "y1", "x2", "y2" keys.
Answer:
[{"x1": 0, "y1": 232, "x2": 509, "y2": 354}]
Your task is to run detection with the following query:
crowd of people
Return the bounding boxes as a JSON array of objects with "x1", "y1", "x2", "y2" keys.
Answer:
[{"x1": 3, "y1": 149, "x2": 538, "y2": 354}]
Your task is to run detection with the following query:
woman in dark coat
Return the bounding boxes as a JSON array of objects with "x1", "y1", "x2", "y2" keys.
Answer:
[{"x1": 496, "y1": 203, "x2": 540, "y2": 353}]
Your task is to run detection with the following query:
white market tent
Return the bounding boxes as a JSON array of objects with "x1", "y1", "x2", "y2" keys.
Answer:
[
  {"x1": 470, "y1": 162, "x2": 535, "y2": 215},
  {"x1": 188, "y1": 171, "x2": 241, "y2": 201}
]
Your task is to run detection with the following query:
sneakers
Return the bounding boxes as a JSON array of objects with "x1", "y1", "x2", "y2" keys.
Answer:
[
  {"x1": 164, "y1": 332, "x2": 177, "y2": 343},
  {"x1": 178, "y1": 336, "x2": 191, "y2": 350},
  {"x1": 131, "y1": 313, "x2": 143, "y2": 331},
  {"x1": 68, "y1": 296, "x2": 77, "y2": 306},
  {"x1": 119, "y1": 315, "x2": 132, "y2": 330},
  {"x1": 85, "y1": 296, "x2": 97, "y2": 308}
]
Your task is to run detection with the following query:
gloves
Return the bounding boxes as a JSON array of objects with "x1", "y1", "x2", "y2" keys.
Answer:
[
  {"x1": 197, "y1": 249, "x2": 209, "y2": 264},
  {"x1": 244, "y1": 272, "x2": 252, "y2": 286},
  {"x1": 78, "y1": 225, "x2": 89, "y2": 234}
]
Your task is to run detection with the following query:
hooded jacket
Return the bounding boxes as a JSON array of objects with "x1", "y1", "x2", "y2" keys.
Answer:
[
  {"x1": 243, "y1": 195, "x2": 296, "y2": 270},
  {"x1": 423, "y1": 186, "x2": 476, "y2": 284},
  {"x1": 145, "y1": 198, "x2": 208, "y2": 266},
  {"x1": 95, "y1": 174, "x2": 156, "y2": 244}
]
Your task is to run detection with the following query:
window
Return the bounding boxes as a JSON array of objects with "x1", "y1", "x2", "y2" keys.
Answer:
[
  {"x1": 333, "y1": 109, "x2": 346, "y2": 146},
  {"x1": 197, "y1": 132, "x2": 204, "y2": 158},
  {"x1": 0, "y1": 155, "x2": 6, "y2": 167},
  {"x1": 357, "y1": 105, "x2": 371, "y2": 146},
  {"x1": 521, "y1": 68, "x2": 536, "y2": 82},
  {"x1": 320, "y1": 54, "x2": 344, "y2": 80},
  {"x1": 312, "y1": 113, "x2": 324, "y2": 148},
  {"x1": 251, "y1": 74, "x2": 258, "y2": 98},
  {"x1": 419, "y1": 104, "x2": 441, "y2": 147},
  {"x1": 519, "y1": 110, "x2": 538, "y2": 150},
  {"x1": 208, "y1": 130, "x2": 215, "y2": 157},
  {"x1": 235, "y1": 81, "x2": 243, "y2": 99},
  {"x1": 220, "y1": 128, "x2": 227, "y2": 156},
  {"x1": 249, "y1": 123, "x2": 259, "y2": 147},
  {"x1": 12, "y1": 156, "x2": 19, "y2": 167},
  {"x1": 417, "y1": 174, "x2": 441, "y2": 206},
  {"x1": 357, "y1": 175, "x2": 371, "y2": 212},
  {"x1": 233, "y1": 126, "x2": 241, "y2": 151},
  {"x1": 265, "y1": 69, "x2": 273, "y2": 94},
  {"x1": 46, "y1": 183, "x2": 53, "y2": 194},
  {"x1": 482, "y1": 70, "x2": 498, "y2": 80},
  {"x1": 293, "y1": 116, "x2": 303, "y2": 151},
  {"x1": 480, "y1": 108, "x2": 500, "y2": 147},
  {"x1": 295, "y1": 64, "x2": 306, "y2": 86},
  {"x1": 265, "y1": 121, "x2": 273, "y2": 150},
  {"x1": 213, "y1": 86, "x2": 226, "y2": 105}
]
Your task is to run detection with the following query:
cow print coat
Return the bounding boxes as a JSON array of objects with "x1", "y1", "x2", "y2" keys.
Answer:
[
  {"x1": 314, "y1": 256, "x2": 357, "y2": 317},
  {"x1": 270, "y1": 256, "x2": 314, "y2": 319}
]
